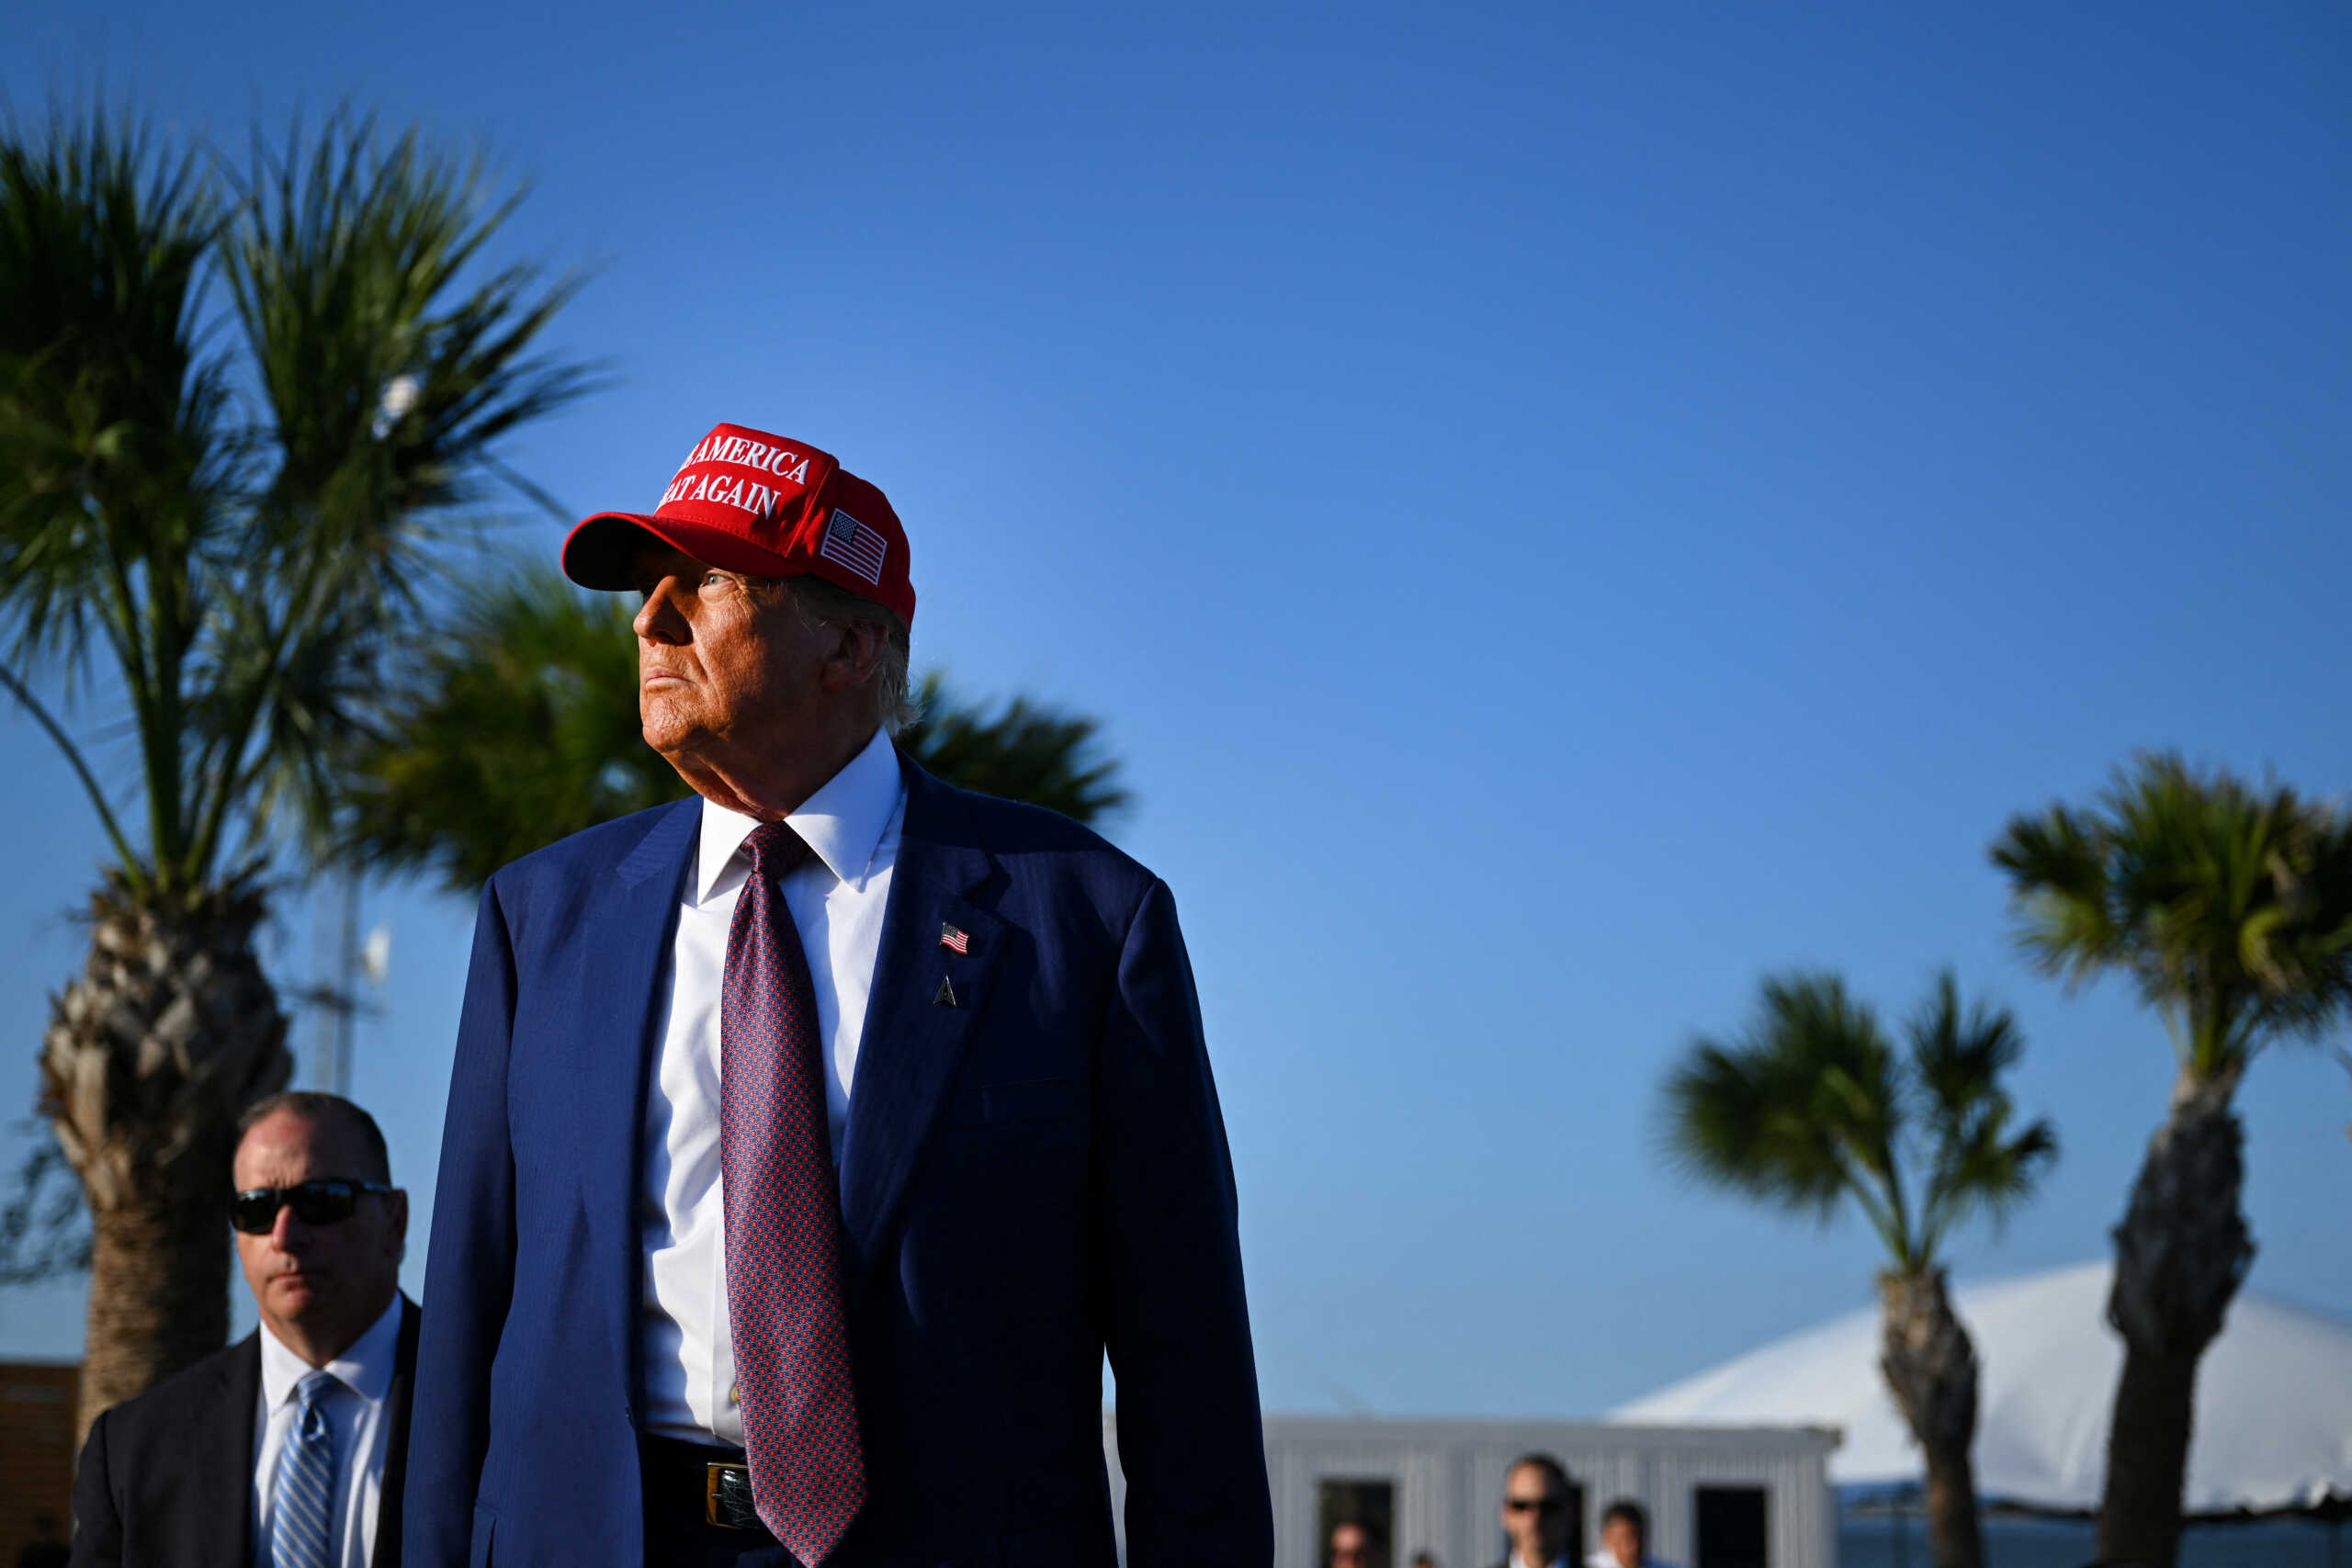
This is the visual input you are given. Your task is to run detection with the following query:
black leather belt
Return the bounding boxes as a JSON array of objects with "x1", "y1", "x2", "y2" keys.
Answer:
[{"x1": 639, "y1": 1433, "x2": 773, "y2": 1534}]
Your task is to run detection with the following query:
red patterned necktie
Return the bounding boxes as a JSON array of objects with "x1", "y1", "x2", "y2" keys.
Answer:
[{"x1": 721, "y1": 821, "x2": 865, "y2": 1562}]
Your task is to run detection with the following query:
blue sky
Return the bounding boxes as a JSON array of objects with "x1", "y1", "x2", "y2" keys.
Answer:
[{"x1": 3, "y1": 1, "x2": 2347, "y2": 1419}]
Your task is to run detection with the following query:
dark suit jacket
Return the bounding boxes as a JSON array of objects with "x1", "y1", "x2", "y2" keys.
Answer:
[
  {"x1": 69, "y1": 1295, "x2": 422, "y2": 1568},
  {"x1": 403, "y1": 755, "x2": 1272, "y2": 1568}
]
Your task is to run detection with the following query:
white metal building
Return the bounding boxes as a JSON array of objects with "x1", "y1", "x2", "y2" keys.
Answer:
[{"x1": 1104, "y1": 1414, "x2": 1840, "y2": 1568}]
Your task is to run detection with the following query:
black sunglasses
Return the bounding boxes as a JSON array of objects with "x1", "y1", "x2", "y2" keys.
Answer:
[
  {"x1": 231, "y1": 1179, "x2": 396, "y2": 1235},
  {"x1": 1506, "y1": 1498, "x2": 1567, "y2": 1516}
]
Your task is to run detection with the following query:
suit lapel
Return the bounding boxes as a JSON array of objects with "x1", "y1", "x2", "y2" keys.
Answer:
[
  {"x1": 572, "y1": 798, "x2": 699, "y2": 1408},
  {"x1": 837, "y1": 760, "x2": 1000, "y2": 1297},
  {"x1": 371, "y1": 1294, "x2": 423, "y2": 1568},
  {"x1": 195, "y1": 1335, "x2": 261, "y2": 1568},
  {"x1": 576, "y1": 782, "x2": 1000, "y2": 1306}
]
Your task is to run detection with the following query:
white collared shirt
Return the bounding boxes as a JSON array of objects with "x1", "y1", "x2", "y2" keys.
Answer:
[
  {"x1": 639, "y1": 727, "x2": 906, "y2": 1446},
  {"x1": 251, "y1": 1294, "x2": 403, "y2": 1568}
]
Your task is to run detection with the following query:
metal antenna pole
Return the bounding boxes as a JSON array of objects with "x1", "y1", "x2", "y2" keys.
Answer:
[
  {"x1": 332, "y1": 873, "x2": 357, "y2": 1098},
  {"x1": 311, "y1": 872, "x2": 360, "y2": 1095}
]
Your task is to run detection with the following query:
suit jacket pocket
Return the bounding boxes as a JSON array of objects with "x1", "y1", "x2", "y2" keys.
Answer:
[{"x1": 949, "y1": 1077, "x2": 1081, "y2": 1127}]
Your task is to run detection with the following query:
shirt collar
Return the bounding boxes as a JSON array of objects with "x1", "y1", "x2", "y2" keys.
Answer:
[
  {"x1": 695, "y1": 727, "x2": 903, "y2": 904},
  {"x1": 258, "y1": 1292, "x2": 403, "y2": 1412}
]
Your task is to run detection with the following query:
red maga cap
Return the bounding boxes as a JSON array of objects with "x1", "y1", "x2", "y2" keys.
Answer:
[{"x1": 561, "y1": 423, "x2": 916, "y2": 626}]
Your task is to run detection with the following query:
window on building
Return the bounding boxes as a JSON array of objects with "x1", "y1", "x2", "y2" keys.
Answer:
[
  {"x1": 1317, "y1": 1477, "x2": 1395, "y2": 1568},
  {"x1": 1694, "y1": 1484, "x2": 1769, "y2": 1568}
]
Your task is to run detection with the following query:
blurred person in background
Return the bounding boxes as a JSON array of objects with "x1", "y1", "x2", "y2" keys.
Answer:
[
  {"x1": 70, "y1": 1093, "x2": 418, "y2": 1568},
  {"x1": 1491, "y1": 1455, "x2": 1577, "y2": 1568},
  {"x1": 1330, "y1": 1520, "x2": 1374, "y2": 1568},
  {"x1": 1589, "y1": 1499, "x2": 1675, "y2": 1568}
]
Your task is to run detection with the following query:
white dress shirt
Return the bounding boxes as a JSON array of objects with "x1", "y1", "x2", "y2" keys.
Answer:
[
  {"x1": 639, "y1": 727, "x2": 906, "y2": 1445},
  {"x1": 251, "y1": 1293, "x2": 404, "y2": 1568}
]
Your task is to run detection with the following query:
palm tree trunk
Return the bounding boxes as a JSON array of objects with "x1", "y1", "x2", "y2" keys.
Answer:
[
  {"x1": 2096, "y1": 1066, "x2": 2253, "y2": 1568},
  {"x1": 39, "y1": 874, "x2": 291, "y2": 1441},
  {"x1": 1879, "y1": 1267, "x2": 1984, "y2": 1568},
  {"x1": 2101, "y1": 1342, "x2": 2200, "y2": 1568},
  {"x1": 81, "y1": 1179, "x2": 239, "y2": 1429}
]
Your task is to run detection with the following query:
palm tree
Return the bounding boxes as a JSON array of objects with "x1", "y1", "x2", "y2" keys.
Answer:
[
  {"x1": 1990, "y1": 753, "x2": 2352, "y2": 1568},
  {"x1": 338, "y1": 566, "x2": 668, "y2": 891},
  {"x1": 898, "y1": 671, "x2": 1128, "y2": 825},
  {"x1": 0, "y1": 107, "x2": 588, "y2": 1438},
  {"x1": 340, "y1": 563, "x2": 1128, "y2": 895},
  {"x1": 1662, "y1": 971, "x2": 2058, "y2": 1568}
]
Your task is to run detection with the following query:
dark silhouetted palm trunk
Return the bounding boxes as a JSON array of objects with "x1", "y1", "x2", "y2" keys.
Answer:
[
  {"x1": 2096, "y1": 1068, "x2": 2252, "y2": 1568},
  {"x1": 1879, "y1": 1267, "x2": 1984, "y2": 1568},
  {"x1": 39, "y1": 877, "x2": 289, "y2": 1439}
]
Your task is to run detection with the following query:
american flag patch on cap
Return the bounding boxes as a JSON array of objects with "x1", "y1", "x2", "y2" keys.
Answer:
[{"x1": 819, "y1": 507, "x2": 888, "y2": 585}]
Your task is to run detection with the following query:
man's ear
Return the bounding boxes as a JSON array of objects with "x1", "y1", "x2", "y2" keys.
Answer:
[
  {"x1": 820, "y1": 620, "x2": 888, "y2": 692},
  {"x1": 387, "y1": 1189, "x2": 410, "y2": 1262}
]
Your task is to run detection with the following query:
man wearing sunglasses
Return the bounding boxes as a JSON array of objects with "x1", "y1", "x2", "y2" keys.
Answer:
[
  {"x1": 1492, "y1": 1455, "x2": 1581, "y2": 1568},
  {"x1": 69, "y1": 1092, "x2": 418, "y2": 1568}
]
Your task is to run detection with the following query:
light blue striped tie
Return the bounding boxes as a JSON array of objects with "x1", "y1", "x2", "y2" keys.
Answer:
[{"x1": 271, "y1": 1371, "x2": 339, "y2": 1568}]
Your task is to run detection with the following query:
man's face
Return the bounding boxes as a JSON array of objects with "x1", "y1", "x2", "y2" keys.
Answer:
[
  {"x1": 232, "y1": 1110, "x2": 405, "y2": 1353},
  {"x1": 1602, "y1": 1517, "x2": 1644, "y2": 1568},
  {"x1": 628, "y1": 546, "x2": 837, "y2": 769},
  {"x1": 1501, "y1": 1462, "x2": 1571, "y2": 1565},
  {"x1": 1329, "y1": 1522, "x2": 1370, "y2": 1568}
]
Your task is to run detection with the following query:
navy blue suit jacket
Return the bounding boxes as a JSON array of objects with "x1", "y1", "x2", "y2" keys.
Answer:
[{"x1": 404, "y1": 755, "x2": 1272, "y2": 1568}]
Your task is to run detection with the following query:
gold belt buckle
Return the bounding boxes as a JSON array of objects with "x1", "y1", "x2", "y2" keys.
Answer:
[{"x1": 705, "y1": 1462, "x2": 738, "y2": 1529}]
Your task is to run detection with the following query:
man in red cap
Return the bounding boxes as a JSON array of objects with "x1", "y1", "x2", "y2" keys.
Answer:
[{"x1": 403, "y1": 426, "x2": 1272, "y2": 1568}]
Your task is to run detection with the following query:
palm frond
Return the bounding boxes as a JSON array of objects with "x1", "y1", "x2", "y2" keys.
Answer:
[
  {"x1": 899, "y1": 671, "x2": 1129, "y2": 827},
  {"x1": 1905, "y1": 970, "x2": 2059, "y2": 1257},
  {"x1": 173, "y1": 109, "x2": 598, "y2": 874},
  {"x1": 1906, "y1": 969, "x2": 2026, "y2": 1122},
  {"x1": 1662, "y1": 967, "x2": 2058, "y2": 1272},
  {"x1": 1660, "y1": 971, "x2": 1914, "y2": 1260},
  {"x1": 1921, "y1": 1103, "x2": 2059, "y2": 1258},
  {"x1": 339, "y1": 562, "x2": 675, "y2": 894},
  {"x1": 225, "y1": 112, "x2": 595, "y2": 581},
  {"x1": 1990, "y1": 805, "x2": 2120, "y2": 987},
  {"x1": 0, "y1": 105, "x2": 234, "y2": 892},
  {"x1": 1992, "y1": 752, "x2": 2352, "y2": 1079},
  {"x1": 1661, "y1": 1041, "x2": 1849, "y2": 1215}
]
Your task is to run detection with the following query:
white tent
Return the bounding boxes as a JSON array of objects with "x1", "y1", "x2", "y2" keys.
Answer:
[{"x1": 1611, "y1": 1260, "x2": 2352, "y2": 1515}]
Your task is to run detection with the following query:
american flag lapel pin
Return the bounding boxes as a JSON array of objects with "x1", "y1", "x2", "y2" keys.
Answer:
[{"x1": 939, "y1": 922, "x2": 971, "y2": 955}]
